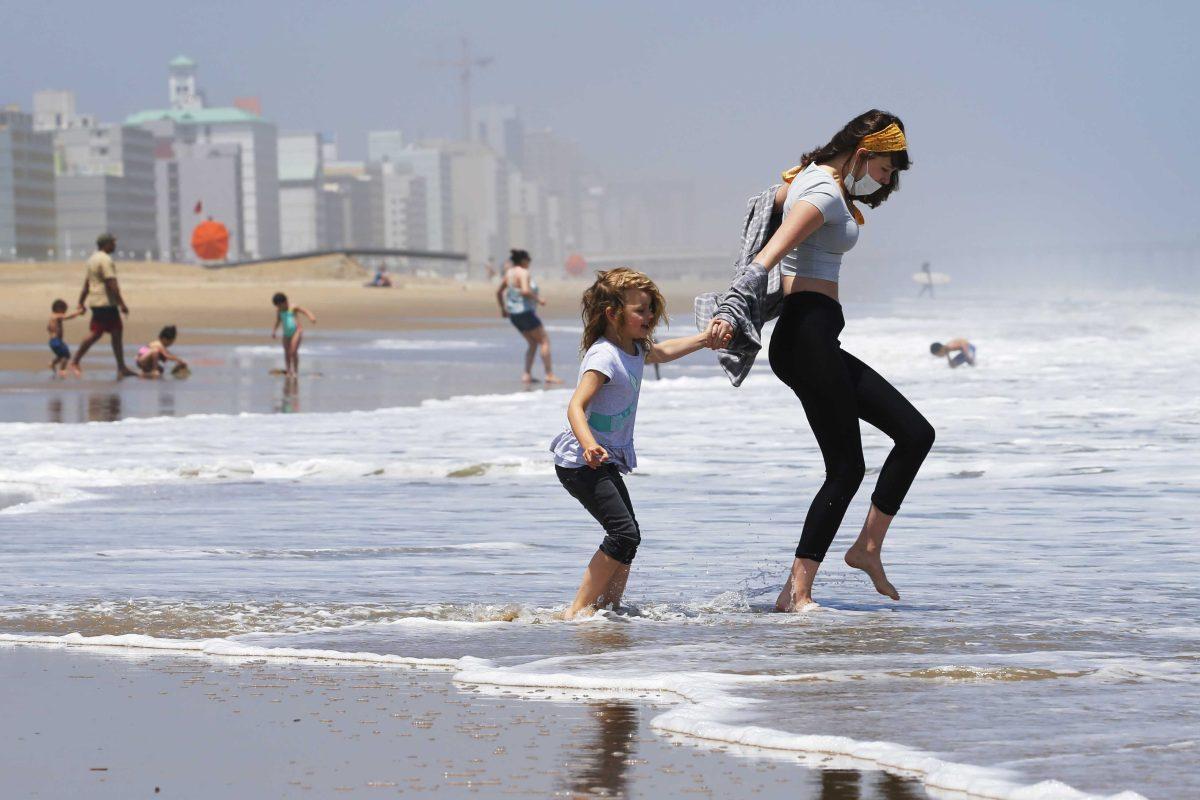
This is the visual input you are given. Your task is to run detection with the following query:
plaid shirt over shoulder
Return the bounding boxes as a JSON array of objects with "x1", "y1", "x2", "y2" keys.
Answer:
[{"x1": 694, "y1": 184, "x2": 785, "y2": 387}]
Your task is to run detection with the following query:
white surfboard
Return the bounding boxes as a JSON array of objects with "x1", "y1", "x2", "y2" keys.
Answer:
[{"x1": 913, "y1": 271, "x2": 951, "y2": 286}]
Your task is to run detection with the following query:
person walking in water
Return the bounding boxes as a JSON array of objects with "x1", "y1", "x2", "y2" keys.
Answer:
[
  {"x1": 552, "y1": 268, "x2": 714, "y2": 619},
  {"x1": 497, "y1": 249, "x2": 561, "y2": 385},
  {"x1": 706, "y1": 111, "x2": 935, "y2": 611},
  {"x1": 69, "y1": 233, "x2": 136, "y2": 378},
  {"x1": 271, "y1": 293, "x2": 316, "y2": 377}
]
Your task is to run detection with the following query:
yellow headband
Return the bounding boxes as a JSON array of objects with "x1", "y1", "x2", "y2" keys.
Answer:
[{"x1": 858, "y1": 122, "x2": 907, "y2": 153}]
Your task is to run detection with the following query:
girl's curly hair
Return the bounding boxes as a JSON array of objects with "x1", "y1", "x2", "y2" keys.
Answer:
[{"x1": 579, "y1": 268, "x2": 668, "y2": 353}]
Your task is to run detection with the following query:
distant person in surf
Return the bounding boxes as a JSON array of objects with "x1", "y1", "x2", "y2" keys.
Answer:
[
  {"x1": 551, "y1": 268, "x2": 715, "y2": 619},
  {"x1": 703, "y1": 110, "x2": 934, "y2": 610},
  {"x1": 930, "y1": 339, "x2": 976, "y2": 368},
  {"x1": 497, "y1": 248, "x2": 561, "y2": 385},
  {"x1": 271, "y1": 293, "x2": 317, "y2": 378}
]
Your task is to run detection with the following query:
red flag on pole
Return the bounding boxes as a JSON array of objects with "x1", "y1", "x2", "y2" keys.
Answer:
[{"x1": 193, "y1": 200, "x2": 203, "y2": 214}]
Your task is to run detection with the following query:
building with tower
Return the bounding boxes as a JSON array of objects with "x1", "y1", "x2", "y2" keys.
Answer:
[{"x1": 128, "y1": 56, "x2": 279, "y2": 259}]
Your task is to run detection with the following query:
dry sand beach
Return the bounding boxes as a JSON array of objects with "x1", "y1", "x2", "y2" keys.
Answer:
[{"x1": 0, "y1": 257, "x2": 710, "y2": 374}]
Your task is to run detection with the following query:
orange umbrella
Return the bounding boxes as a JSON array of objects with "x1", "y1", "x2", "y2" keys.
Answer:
[
  {"x1": 191, "y1": 219, "x2": 230, "y2": 261},
  {"x1": 564, "y1": 252, "x2": 587, "y2": 277}
]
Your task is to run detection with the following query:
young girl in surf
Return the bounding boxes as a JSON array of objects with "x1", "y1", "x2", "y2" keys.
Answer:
[
  {"x1": 551, "y1": 268, "x2": 714, "y2": 619},
  {"x1": 706, "y1": 110, "x2": 935, "y2": 611},
  {"x1": 271, "y1": 293, "x2": 317, "y2": 378}
]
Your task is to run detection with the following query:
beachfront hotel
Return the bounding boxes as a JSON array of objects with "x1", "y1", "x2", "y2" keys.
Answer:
[{"x1": 127, "y1": 56, "x2": 281, "y2": 261}]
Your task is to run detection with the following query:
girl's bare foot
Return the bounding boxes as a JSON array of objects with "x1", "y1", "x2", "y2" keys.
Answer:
[
  {"x1": 544, "y1": 374, "x2": 563, "y2": 384},
  {"x1": 774, "y1": 578, "x2": 817, "y2": 612},
  {"x1": 844, "y1": 547, "x2": 900, "y2": 600}
]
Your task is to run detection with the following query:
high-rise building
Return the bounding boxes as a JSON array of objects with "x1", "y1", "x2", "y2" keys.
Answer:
[
  {"x1": 128, "y1": 56, "x2": 280, "y2": 259},
  {"x1": 523, "y1": 128, "x2": 584, "y2": 263},
  {"x1": 471, "y1": 105, "x2": 524, "y2": 168},
  {"x1": 436, "y1": 140, "x2": 508, "y2": 268},
  {"x1": 0, "y1": 107, "x2": 55, "y2": 259},
  {"x1": 368, "y1": 161, "x2": 426, "y2": 250},
  {"x1": 53, "y1": 124, "x2": 158, "y2": 259},
  {"x1": 381, "y1": 145, "x2": 452, "y2": 252},
  {"x1": 322, "y1": 161, "x2": 373, "y2": 250},
  {"x1": 153, "y1": 132, "x2": 243, "y2": 262},
  {"x1": 367, "y1": 130, "x2": 405, "y2": 164},
  {"x1": 32, "y1": 90, "x2": 95, "y2": 132},
  {"x1": 278, "y1": 132, "x2": 325, "y2": 254}
]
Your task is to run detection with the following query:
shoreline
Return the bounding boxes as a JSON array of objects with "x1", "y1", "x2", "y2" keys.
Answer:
[{"x1": 0, "y1": 642, "x2": 931, "y2": 799}]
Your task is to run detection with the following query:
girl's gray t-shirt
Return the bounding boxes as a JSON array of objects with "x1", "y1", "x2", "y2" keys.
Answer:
[{"x1": 550, "y1": 338, "x2": 644, "y2": 473}]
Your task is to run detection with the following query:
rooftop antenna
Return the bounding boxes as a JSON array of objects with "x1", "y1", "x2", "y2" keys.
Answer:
[{"x1": 432, "y1": 37, "x2": 494, "y2": 140}]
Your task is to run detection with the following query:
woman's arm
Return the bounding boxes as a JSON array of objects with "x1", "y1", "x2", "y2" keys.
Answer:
[
  {"x1": 495, "y1": 278, "x2": 508, "y2": 316},
  {"x1": 567, "y1": 370, "x2": 609, "y2": 468},
  {"x1": 705, "y1": 200, "x2": 827, "y2": 347},
  {"x1": 752, "y1": 200, "x2": 826, "y2": 271},
  {"x1": 646, "y1": 332, "x2": 709, "y2": 364}
]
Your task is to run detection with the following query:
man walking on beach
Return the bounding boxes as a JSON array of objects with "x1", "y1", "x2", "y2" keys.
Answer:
[{"x1": 69, "y1": 233, "x2": 136, "y2": 378}]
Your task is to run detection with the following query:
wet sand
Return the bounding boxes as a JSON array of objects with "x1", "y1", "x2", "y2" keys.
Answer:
[{"x1": 1, "y1": 645, "x2": 928, "y2": 799}]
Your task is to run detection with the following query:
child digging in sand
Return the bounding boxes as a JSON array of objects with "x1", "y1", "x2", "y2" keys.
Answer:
[
  {"x1": 550, "y1": 268, "x2": 716, "y2": 619},
  {"x1": 47, "y1": 299, "x2": 84, "y2": 377},
  {"x1": 271, "y1": 293, "x2": 317, "y2": 377},
  {"x1": 135, "y1": 325, "x2": 188, "y2": 378}
]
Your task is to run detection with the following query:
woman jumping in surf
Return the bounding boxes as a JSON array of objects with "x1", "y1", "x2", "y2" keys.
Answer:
[{"x1": 707, "y1": 110, "x2": 935, "y2": 611}]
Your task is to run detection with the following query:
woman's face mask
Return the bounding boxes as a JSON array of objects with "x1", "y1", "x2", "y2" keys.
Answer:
[{"x1": 843, "y1": 154, "x2": 883, "y2": 197}]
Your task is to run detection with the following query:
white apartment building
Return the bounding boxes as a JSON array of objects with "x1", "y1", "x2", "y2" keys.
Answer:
[{"x1": 0, "y1": 107, "x2": 55, "y2": 259}]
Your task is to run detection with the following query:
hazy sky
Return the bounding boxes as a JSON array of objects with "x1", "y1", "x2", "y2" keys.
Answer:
[{"x1": 8, "y1": 0, "x2": 1199, "y2": 263}]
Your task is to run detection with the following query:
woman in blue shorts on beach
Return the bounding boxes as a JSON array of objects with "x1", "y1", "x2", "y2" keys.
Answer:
[{"x1": 497, "y1": 249, "x2": 561, "y2": 385}]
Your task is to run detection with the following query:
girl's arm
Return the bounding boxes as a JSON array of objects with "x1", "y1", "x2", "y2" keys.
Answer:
[
  {"x1": 296, "y1": 306, "x2": 317, "y2": 323},
  {"x1": 160, "y1": 346, "x2": 186, "y2": 365},
  {"x1": 646, "y1": 332, "x2": 710, "y2": 364},
  {"x1": 271, "y1": 312, "x2": 280, "y2": 338},
  {"x1": 567, "y1": 370, "x2": 609, "y2": 468}
]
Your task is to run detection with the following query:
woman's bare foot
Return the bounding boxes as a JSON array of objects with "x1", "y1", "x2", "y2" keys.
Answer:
[
  {"x1": 67, "y1": 362, "x2": 82, "y2": 377},
  {"x1": 844, "y1": 547, "x2": 900, "y2": 600},
  {"x1": 544, "y1": 374, "x2": 563, "y2": 385},
  {"x1": 521, "y1": 373, "x2": 538, "y2": 384}
]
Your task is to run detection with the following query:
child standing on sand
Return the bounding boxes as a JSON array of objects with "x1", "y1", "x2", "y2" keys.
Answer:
[
  {"x1": 271, "y1": 293, "x2": 317, "y2": 377},
  {"x1": 551, "y1": 268, "x2": 713, "y2": 619},
  {"x1": 47, "y1": 299, "x2": 84, "y2": 377},
  {"x1": 135, "y1": 325, "x2": 189, "y2": 378}
]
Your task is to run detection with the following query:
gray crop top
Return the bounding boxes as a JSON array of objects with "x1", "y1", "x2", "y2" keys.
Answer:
[{"x1": 779, "y1": 162, "x2": 860, "y2": 282}]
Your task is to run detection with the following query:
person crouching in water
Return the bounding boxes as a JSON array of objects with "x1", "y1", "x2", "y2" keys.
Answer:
[
  {"x1": 135, "y1": 325, "x2": 188, "y2": 378},
  {"x1": 551, "y1": 268, "x2": 715, "y2": 619}
]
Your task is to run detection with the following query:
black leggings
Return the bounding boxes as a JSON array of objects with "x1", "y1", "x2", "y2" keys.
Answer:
[
  {"x1": 768, "y1": 292, "x2": 935, "y2": 562},
  {"x1": 557, "y1": 464, "x2": 642, "y2": 565}
]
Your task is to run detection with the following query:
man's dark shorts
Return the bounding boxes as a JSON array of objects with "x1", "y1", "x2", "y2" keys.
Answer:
[{"x1": 89, "y1": 306, "x2": 122, "y2": 335}]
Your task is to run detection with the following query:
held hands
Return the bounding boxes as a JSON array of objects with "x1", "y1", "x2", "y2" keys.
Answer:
[
  {"x1": 705, "y1": 318, "x2": 734, "y2": 349},
  {"x1": 583, "y1": 444, "x2": 609, "y2": 469}
]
